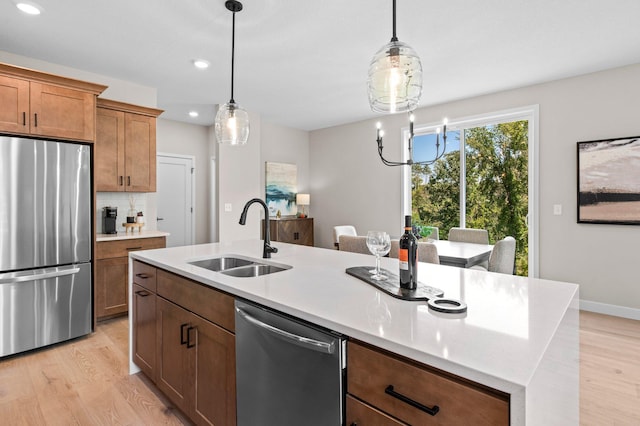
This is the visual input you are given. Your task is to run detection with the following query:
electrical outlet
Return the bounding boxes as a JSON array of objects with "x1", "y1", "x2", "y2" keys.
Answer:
[
  {"x1": 225, "y1": 203, "x2": 232, "y2": 212},
  {"x1": 553, "y1": 204, "x2": 562, "y2": 215}
]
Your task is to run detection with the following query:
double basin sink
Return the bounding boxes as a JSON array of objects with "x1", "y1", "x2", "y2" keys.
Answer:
[{"x1": 188, "y1": 255, "x2": 291, "y2": 278}]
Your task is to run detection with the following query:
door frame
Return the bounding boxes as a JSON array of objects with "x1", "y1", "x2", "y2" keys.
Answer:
[
  {"x1": 157, "y1": 152, "x2": 196, "y2": 247},
  {"x1": 401, "y1": 105, "x2": 539, "y2": 277}
]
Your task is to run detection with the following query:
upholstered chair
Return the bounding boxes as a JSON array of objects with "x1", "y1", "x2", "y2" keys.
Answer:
[{"x1": 333, "y1": 225, "x2": 357, "y2": 249}]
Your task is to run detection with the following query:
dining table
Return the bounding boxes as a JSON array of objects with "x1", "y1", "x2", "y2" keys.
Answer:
[{"x1": 430, "y1": 239, "x2": 494, "y2": 268}]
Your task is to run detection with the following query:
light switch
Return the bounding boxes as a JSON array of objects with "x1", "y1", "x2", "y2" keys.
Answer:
[
  {"x1": 225, "y1": 203, "x2": 232, "y2": 212},
  {"x1": 553, "y1": 204, "x2": 562, "y2": 215}
]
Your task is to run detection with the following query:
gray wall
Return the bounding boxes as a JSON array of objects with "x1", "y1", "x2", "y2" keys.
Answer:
[{"x1": 310, "y1": 63, "x2": 640, "y2": 315}]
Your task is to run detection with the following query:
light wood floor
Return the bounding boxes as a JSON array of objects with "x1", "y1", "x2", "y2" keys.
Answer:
[{"x1": 0, "y1": 311, "x2": 638, "y2": 425}]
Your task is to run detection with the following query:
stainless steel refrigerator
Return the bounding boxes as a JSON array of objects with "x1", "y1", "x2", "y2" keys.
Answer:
[{"x1": 0, "y1": 136, "x2": 92, "y2": 358}]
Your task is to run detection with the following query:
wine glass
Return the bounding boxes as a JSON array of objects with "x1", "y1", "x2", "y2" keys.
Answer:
[{"x1": 366, "y1": 231, "x2": 391, "y2": 280}]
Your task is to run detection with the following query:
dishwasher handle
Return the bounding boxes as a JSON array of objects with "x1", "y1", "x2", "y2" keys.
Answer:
[{"x1": 236, "y1": 306, "x2": 335, "y2": 355}]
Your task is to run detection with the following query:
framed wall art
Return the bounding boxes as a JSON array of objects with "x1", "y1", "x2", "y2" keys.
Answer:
[
  {"x1": 265, "y1": 162, "x2": 297, "y2": 217},
  {"x1": 577, "y1": 136, "x2": 640, "y2": 224}
]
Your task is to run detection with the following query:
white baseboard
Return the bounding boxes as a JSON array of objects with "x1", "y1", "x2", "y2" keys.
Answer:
[{"x1": 580, "y1": 299, "x2": 640, "y2": 320}]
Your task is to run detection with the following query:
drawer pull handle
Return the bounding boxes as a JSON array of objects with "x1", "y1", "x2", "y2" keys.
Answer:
[
  {"x1": 135, "y1": 273, "x2": 150, "y2": 279},
  {"x1": 186, "y1": 326, "x2": 196, "y2": 348},
  {"x1": 135, "y1": 290, "x2": 150, "y2": 297},
  {"x1": 385, "y1": 385, "x2": 440, "y2": 416},
  {"x1": 126, "y1": 246, "x2": 143, "y2": 251},
  {"x1": 180, "y1": 323, "x2": 189, "y2": 345}
]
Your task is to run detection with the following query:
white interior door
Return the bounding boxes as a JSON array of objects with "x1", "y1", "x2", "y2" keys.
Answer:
[{"x1": 157, "y1": 154, "x2": 194, "y2": 247}]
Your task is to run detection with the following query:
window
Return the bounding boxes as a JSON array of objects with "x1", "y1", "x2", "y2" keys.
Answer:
[{"x1": 404, "y1": 107, "x2": 537, "y2": 276}]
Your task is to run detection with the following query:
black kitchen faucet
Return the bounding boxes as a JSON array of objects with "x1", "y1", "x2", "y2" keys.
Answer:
[{"x1": 239, "y1": 198, "x2": 278, "y2": 259}]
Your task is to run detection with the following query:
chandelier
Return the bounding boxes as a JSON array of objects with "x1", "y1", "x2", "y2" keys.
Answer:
[{"x1": 376, "y1": 114, "x2": 449, "y2": 166}]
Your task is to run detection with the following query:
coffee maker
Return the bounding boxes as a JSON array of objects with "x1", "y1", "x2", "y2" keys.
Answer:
[{"x1": 103, "y1": 206, "x2": 118, "y2": 234}]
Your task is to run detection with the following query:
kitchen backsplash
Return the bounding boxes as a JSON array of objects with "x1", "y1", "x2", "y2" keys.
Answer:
[{"x1": 96, "y1": 192, "x2": 155, "y2": 234}]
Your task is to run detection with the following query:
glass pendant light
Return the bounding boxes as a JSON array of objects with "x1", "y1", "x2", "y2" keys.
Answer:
[
  {"x1": 215, "y1": 0, "x2": 250, "y2": 145},
  {"x1": 367, "y1": 0, "x2": 422, "y2": 114}
]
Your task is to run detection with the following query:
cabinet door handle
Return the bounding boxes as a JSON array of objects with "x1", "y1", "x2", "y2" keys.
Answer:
[
  {"x1": 135, "y1": 273, "x2": 150, "y2": 279},
  {"x1": 186, "y1": 326, "x2": 196, "y2": 348},
  {"x1": 128, "y1": 176, "x2": 131, "y2": 186},
  {"x1": 385, "y1": 385, "x2": 439, "y2": 416},
  {"x1": 180, "y1": 323, "x2": 189, "y2": 345},
  {"x1": 34, "y1": 113, "x2": 38, "y2": 127},
  {"x1": 22, "y1": 112, "x2": 26, "y2": 126},
  {"x1": 135, "y1": 290, "x2": 150, "y2": 297},
  {"x1": 120, "y1": 176, "x2": 124, "y2": 186}
]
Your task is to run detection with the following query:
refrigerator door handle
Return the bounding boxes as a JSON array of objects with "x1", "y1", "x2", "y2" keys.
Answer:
[
  {"x1": 235, "y1": 306, "x2": 335, "y2": 354},
  {"x1": 0, "y1": 266, "x2": 81, "y2": 284}
]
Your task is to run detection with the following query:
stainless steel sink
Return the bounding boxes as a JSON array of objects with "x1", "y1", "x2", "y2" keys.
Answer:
[
  {"x1": 188, "y1": 255, "x2": 291, "y2": 278},
  {"x1": 188, "y1": 256, "x2": 255, "y2": 272},
  {"x1": 221, "y1": 264, "x2": 290, "y2": 278}
]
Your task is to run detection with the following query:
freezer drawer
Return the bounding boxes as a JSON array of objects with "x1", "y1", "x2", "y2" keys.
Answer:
[{"x1": 0, "y1": 263, "x2": 92, "y2": 357}]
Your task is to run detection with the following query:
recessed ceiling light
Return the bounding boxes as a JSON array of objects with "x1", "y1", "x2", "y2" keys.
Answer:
[
  {"x1": 188, "y1": 111, "x2": 199, "y2": 118},
  {"x1": 193, "y1": 59, "x2": 209, "y2": 70},
  {"x1": 16, "y1": 2, "x2": 42, "y2": 15}
]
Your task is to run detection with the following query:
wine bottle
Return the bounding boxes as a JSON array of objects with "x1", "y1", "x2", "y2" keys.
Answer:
[{"x1": 398, "y1": 215, "x2": 418, "y2": 290}]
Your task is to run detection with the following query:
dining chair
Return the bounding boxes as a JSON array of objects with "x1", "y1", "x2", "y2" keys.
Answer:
[
  {"x1": 447, "y1": 227, "x2": 489, "y2": 244},
  {"x1": 333, "y1": 225, "x2": 357, "y2": 249},
  {"x1": 338, "y1": 235, "x2": 370, "y2": 254},
  {"x1": 470, "y1": 236, "x2": 516, "y2": 274},
  {"x1": 389, "y1": 240, "x2": 440, "y2": 264},
  {"x1": 448, "y1": 227, "x2": 489, "y2": 268}
]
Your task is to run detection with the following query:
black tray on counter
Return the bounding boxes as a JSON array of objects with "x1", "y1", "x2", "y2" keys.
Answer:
[{"x1": 345, "y1": 266, "x2": 444, "y2": 302}]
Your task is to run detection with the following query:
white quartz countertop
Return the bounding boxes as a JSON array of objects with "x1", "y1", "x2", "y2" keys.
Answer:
[
  {"x1": 96, "y1": 230, "x2": 170, "y2": 242},
  {"x1": 129, "y1": 239, "x2": 578, "y2": 398}
]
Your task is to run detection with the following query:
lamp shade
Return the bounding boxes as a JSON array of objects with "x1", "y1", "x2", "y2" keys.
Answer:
[
  {"x1": 296, "y1": 193, "x2": 310, "y2": 206},
  {"x1": 367, "y1": 40, "x2": 422, "y2": 114},
  {"x1": 215, "y1": 102, "x2": 250, "y2": 145}
]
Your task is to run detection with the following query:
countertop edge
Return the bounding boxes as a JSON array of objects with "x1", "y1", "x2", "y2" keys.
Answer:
[{"x1": 96, "y1": 230, "x2": 170, "y2": 242}]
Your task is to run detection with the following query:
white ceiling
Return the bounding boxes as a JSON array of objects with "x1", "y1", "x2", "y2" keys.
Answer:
[{"x1": 2, "y1": 0, "x2": 640, "y2": 131}]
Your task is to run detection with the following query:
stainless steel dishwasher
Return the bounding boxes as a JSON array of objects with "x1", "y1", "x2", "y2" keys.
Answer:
[{"x1": 235, "y1": 300, "x2": 346, "y2": 425}]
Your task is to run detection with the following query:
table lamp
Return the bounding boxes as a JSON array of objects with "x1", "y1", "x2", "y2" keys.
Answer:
[{"x1": 296, "y1": 193, "x2": 310, "y2": 218}]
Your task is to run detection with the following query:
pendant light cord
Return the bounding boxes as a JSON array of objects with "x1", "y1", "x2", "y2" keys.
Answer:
[
  {"x1": 230, "y1": 10, "x2": 236, "y2": 103},
  {"x1": 391, "y1": 0, "x2": 398, "y2": 42}
]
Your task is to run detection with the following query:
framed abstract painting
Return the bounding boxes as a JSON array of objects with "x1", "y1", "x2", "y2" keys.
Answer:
[
  {"x1": 265, "y1": 162, "x2": 297, "y2": 217},
  {"x1": 577, "y1": 136, "x2": 640, "y2": 224}
]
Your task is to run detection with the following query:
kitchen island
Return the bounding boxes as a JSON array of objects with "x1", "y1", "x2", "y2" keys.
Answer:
[{"x1": 128, "y1": 239, "x2": 579, "y2": 425}]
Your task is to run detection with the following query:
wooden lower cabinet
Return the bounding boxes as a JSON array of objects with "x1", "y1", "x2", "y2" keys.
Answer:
[
  {"x1": 132, "y1": 261, "x2": 236, "y2": 426},
  {"x1": 346, "y1": 394, "x2": 407, "y2": 425},
  {"x1": 96, "y1": 257, "x2": 128, "y2": 318},
  {"x1": 132, "y1": 283, "x2": 157, "y2": 382},
  {"x1": 346, "y1": 341, "x2": 509, "y2": 425},
  {"x1": 264, "y1": 217, "x2": 314, "y2": 246},
  {"x1": 95, "y1": 237, "x2": 165, "y2": 321}
]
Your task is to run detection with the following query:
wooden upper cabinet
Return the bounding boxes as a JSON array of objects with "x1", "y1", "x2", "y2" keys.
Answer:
[
  {"x1": 0, "y1": 75, "x2": 30, "y2": 133},
  {"x1": 29, "y1": 82, "x2": 96, "y2": 141},
  {"x1": 95, "y1": 98, "x2": 162, "y2": 192},
  {"x1": 96, "y1": 107, "x2": 125, "y2": 191},
  {"x1": 0, "y1": 63, "x2": 107, "y2": 141},
  {"x1": 125, "y1": 112, "x2": 156, "y2": 192}
]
